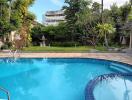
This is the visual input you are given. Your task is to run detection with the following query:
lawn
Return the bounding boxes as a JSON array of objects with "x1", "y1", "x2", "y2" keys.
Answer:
[{"x1": 23, "y1": 46, "x2": 107, "y2": 53}]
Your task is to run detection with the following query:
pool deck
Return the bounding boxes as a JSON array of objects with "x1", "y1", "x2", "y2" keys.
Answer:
[{"x1": 0, "y1": 53, "x2": 132, "y2": 65}]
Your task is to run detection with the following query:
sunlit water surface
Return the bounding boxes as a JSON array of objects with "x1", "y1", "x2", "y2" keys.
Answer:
[{"x1": 0, "y1": 58, "x2": 131, "y2": 100}]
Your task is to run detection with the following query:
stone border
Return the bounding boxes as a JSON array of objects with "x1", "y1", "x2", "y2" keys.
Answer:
[
  {"x1": 0, "y1": 53, "x2": 132, "y2": 65},
  {"x1": 85, "y1": 73, "x2": 132, "y2": 100}
]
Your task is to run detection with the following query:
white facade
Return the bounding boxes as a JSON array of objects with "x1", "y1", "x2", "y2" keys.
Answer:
[{"x1": 43, "y1": 10, "x2": 65, "y2": 26}]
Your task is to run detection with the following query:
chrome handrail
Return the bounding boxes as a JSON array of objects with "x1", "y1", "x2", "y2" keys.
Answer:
[
  {"x1": 0, "y1": 86, "x2": 10, "y2": 100},
  {"x1": 7, "y1": 49, "x2": 20, "y2": 63}
]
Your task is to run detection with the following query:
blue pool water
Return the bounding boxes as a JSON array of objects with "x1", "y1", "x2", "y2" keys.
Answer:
[
  {"x1": 94, "y1": 75, "x2": 132, "y2": 100},
  {"x1": 0, "y1": 58, "x2": 131, "y2": 100}
]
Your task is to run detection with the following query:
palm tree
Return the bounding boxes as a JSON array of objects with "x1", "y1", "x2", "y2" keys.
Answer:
[{"x1": 97, "y1": 23, "x2": 115, "y2": 48}]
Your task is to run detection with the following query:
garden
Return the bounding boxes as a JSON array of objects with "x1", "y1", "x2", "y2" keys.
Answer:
[{"x1": 0, "y1": 0, "x2": 132, "y2": 52}]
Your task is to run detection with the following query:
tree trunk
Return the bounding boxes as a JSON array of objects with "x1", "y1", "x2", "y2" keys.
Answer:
[
  {"x1": 129, "y1": 32, "x2": 132, "y2": 50},
  {"x1": 105, "y1": 33, "x2": 109, "y2": 48}
]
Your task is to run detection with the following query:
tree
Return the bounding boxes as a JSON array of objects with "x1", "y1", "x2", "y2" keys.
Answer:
[
  {"x1": 91, "y1": 2, "x2": 101, "y2": 23},
  {"x1": 0, "y1": 0, "x2": 10, "y2": 36},
  {"x1": 76, "y1": 1, "x2": 100, "y2": 46},
  {"x1": 125, "y1": 7, "x2": 132, "y2": 49},
  {"x1": 64, "y1": 0, "x2": 82, "y2": 41},
  {"x1": 12, "y1": 0, "x2": 35, "y2": 47},
  {"x1": 110, "y1": 4, "x2": 121, "y2": 23},
  {"x1": 120, "y1": 2, "x2": 131, "y2": 22},
  {"x1": 92, "y1": 2, "x2": 101, "y2": 17},
  {"x1": 0, "y1": 0, "x2": 35, "y2": 47},
  {"x1": 19, "y1": 12, "x2": 35, "y2": 47},
  {"x1": 121, "y1": 0, "x2": 132, "y2": 49},
  {"x1": 126, "y1": 1, "x2": 132, "y2": 49},
  {"x1": 101, "y1": 0, "x2": 104, "y2": 23},
  {"x1": 110, "y1": 4, "x2": 122, "y2": 44},
  {"x1": 30, "y1": 24, "x2": 45, "y2": 45},
  {"x1": 97, "y1": 23, "x2": 115, "y2": 48}
]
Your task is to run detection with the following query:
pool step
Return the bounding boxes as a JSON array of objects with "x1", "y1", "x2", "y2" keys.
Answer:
[{"x1": 110, "y1": 63, "x2": 132, "y2": 73}]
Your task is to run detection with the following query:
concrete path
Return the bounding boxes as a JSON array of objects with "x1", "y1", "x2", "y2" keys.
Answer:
[{"x1": 0, "y1": 53, "x2": 132, "y2": 65}]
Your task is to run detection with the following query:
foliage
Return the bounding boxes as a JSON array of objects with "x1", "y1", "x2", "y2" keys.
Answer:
[
  {"x1": 0, "y1": 0, "x2": 35, "y2": 49},
  {"x1": 0, "y1": 0, "x2": 10, "y2": 35},
  {"x1": 0, "y1": 19, "x2": 11, "y2": 35},
  {"x1": 64, "y1": 0, "x2": 81, "y2": 24},
  {"x1": 31, "y1": 24, "x2": 45, "y2": 36},
  {"x1": 128, "y1": 8, "x2": 132, "y2": 21},
  {"x1": 31, "y1": 24, "x2": 45, "y2": 45},
  {"x1": 31, "y1": 22, "x2": 69, "y2": 45},
  {"x1": 120, "y1": 2, "x2": 131, "y2": 22},
  {"x1": 97, "y1": 23, "x2": 115, "y2": 48},
  {"x1": 97, "y1": 23, "x2": 115, "y2": 36},
  {"x1": 64, "y1": 0, "x2": 85, "y2": 41},
  {"x1": 13, "y1": 0, "x2": 36, "y2": 47},
  {"x1": 1, "y1": 0, "x2": 132, "y2": 49},
  {"x1": 0, "y1": 41, "x2": 12, "y2": 50},
  {"x1": 76, "y1": 1, "x2": 101, "y2": 46},
  {"x1": 29, "y1": 0, "x2": 132, "y2": 49}
]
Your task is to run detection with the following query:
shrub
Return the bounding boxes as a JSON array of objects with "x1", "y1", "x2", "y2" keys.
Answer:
[
  {"x1": 1, "y1": 44, "x2": 8, "y2": 50},
  {"x1": 6, "y1": 42, "x2": 12, "y2": 48},
  {"x1": 0, "y1": 42, "x2": 12, "y2": 50}
]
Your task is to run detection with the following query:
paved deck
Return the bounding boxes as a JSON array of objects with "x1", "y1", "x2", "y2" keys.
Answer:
[{"x1": 0, "y1": 53, "x2": 132, "y2": 65}]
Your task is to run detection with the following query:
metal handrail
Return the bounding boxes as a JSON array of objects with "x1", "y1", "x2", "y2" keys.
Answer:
[
  {"x1": 0, "y1": 86, "x2": 10, "y2": 100},
  {"x1": 7, "y1": 49, "x2": 20, "y2": 62}
]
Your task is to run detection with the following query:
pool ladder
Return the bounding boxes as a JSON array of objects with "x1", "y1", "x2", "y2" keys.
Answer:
[
  {"x1": 9, "y1": 49, "x2": 20, "y2": 58},
  {"x1": 7, "y1": 49, "x2": 20, "y2": 62},
  {"x1": 0, "y1": 86, "x2": 10, "y2": 100}
]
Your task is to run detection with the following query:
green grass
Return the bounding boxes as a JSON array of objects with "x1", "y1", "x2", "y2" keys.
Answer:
[{"x1": 23, "y1": 46, "x2": 107, "y2": 53}]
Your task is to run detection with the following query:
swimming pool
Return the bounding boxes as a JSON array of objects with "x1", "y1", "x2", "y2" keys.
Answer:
[{"x1": 0, "y1": 58, "x2": 131, "y2": 100}]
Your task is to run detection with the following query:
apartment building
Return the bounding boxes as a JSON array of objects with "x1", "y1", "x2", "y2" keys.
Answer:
[{"x1": 43, "y1": 10, "x2": 65, "y2": 26}]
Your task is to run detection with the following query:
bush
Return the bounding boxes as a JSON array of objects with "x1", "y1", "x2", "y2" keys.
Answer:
[
  {"x1": 1, "y1": 44, "x2": 9, "y2": 50},
  {"x1": 51, "y1": 42, "x2": 81, "y2": 47},
  {"x1": 6, "y1": 42, "x2": 12, "y2": 48},
  {"x1": 0, "y1": 42, "x2": 12, "y2": 50}
]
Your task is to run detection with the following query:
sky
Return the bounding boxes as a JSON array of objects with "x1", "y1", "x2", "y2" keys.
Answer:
[{"x1": 29, "y1": 0, "x2": 129, "y2": 23}]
